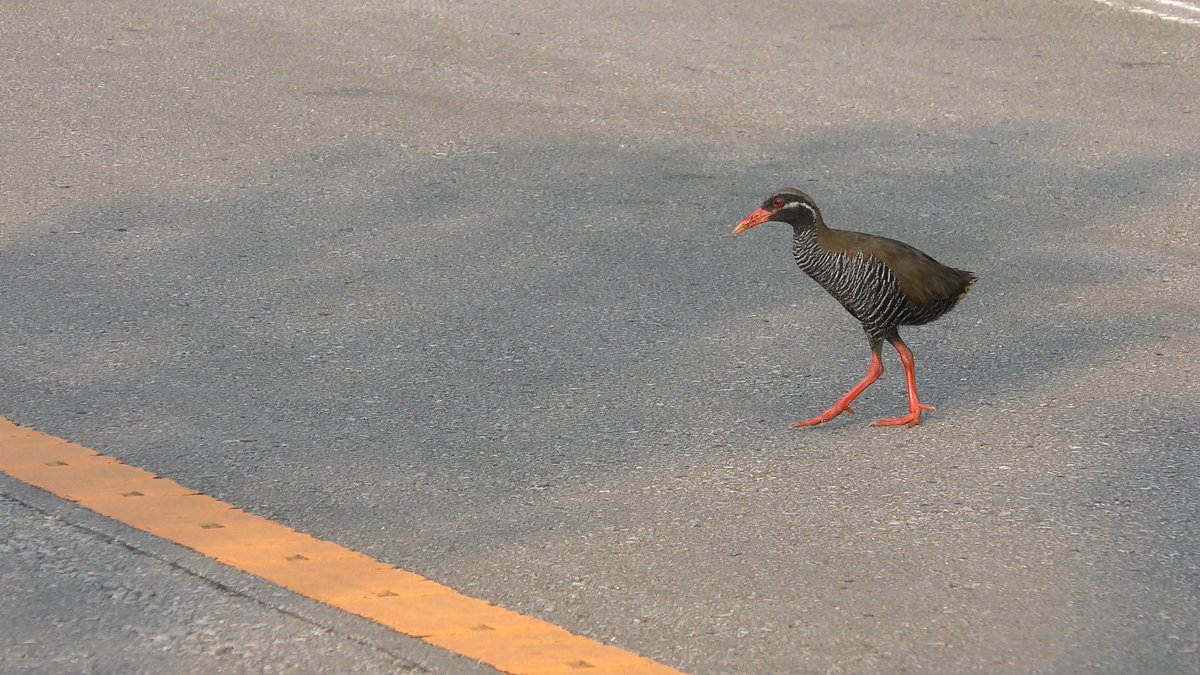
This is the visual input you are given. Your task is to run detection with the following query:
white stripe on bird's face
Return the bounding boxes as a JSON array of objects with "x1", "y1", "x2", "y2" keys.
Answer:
[{"x1": 779, "y1": 200, "x2": 817, "y2": 221}]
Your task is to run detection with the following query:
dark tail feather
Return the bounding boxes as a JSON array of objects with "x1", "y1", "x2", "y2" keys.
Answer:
[{"x1": 956, "y1": 269, "x2": 977, "y2": 299}]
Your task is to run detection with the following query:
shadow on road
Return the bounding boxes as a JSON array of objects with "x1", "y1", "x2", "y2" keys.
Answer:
[{"x1": 3, "y1": 122, "x2": 1197, "y2": 670}]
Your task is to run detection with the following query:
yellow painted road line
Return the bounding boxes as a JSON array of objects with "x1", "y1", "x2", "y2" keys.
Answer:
[{"x1": 0, "y1": 417, "x2": 681, "y2": 675}]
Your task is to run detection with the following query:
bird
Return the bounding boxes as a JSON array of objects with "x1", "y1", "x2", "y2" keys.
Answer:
[{"x1": 732, "y1": 188, "x2": 975, "y2": 428}]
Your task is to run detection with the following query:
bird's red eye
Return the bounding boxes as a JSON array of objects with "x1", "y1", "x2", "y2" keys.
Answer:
[{"x1": 771, "y1": 197, "x2": 786, "y2": 208}]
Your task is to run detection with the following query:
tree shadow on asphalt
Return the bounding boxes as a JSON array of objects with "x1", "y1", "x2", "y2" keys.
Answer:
[{"x1": 2, "y1": 123, "x2": 1196, "y2": 577}]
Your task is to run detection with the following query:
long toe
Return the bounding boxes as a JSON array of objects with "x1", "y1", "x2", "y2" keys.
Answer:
[
  {"x1": 792, "y1": 405, "x2": 855, "y2": 428},
  {"x1": 871, "y1": 408, "x2": 930, "y2": 428},
  {"x1": 871, "y1": 413, "x2": 921, "y2": 427}
]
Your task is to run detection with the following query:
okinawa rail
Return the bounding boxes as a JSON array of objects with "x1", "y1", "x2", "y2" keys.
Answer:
[{"x1": 733, "y1": 188, "x2": 975, "y2": 428}]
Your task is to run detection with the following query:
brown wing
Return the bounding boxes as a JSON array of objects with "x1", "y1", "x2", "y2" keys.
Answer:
[{"x1": 824, "y1": 230, "x2": 975, "y2": 307}]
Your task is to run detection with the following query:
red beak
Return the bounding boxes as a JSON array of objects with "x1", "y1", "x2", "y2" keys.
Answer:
[{"x1": 732, "y1": 207, "x2": 773, "y2": 235}]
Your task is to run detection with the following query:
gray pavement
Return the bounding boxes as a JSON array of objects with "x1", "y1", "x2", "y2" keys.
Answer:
[
  {"x1": 1, "y1": 475, "x2": 492, "y2": 674},
  {"x1": 2, "y1": 0, "x2": 1198, "y2": 672}
]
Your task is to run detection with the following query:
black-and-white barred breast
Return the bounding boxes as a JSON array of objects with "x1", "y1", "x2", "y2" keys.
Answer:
[{"x1": 793, "y1": 229, "x2": 958, "y2": 340}]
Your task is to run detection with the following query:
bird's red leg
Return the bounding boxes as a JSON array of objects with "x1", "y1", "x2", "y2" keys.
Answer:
[
  {"x1": 872, "y1": 337, "x2": 935, "y2": 428},
  {"x1": 793, "y1": 351, "x2": 884, "y2": 428}
]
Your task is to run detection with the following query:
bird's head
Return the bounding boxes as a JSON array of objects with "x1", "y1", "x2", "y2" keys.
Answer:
[{"x1": 732, "y1": 188, "x2": 822, "y2": 235}]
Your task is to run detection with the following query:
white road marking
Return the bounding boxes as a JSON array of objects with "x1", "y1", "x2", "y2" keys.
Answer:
[{"x1": 1092, "y1": 0, "x2": 1200, "y2": 25}]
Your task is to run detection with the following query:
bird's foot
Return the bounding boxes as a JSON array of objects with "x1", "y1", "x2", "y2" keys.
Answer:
[
  {"x1": 792, "y1": 405, "x2": 856, "y2": 428},
  {"x1": 871, "y1": 403, "x2": 935, "y2": 428}
]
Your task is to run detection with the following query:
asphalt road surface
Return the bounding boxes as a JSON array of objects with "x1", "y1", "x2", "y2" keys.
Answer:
[{"x1": 3, "y1": 1, "x2": 1198, "y2": 672}]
